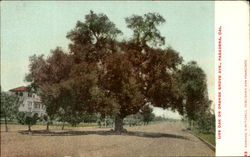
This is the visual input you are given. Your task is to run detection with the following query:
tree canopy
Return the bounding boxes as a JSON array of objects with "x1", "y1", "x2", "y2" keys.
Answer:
[
  {"x1": 178, "y1": 61, "x2": 211, "y2": 121},
  {"x1": 125, "y1": 12, "x2": 165, "y2": 47},
  {"x1": 1, "y1": 91, "x2": 20, "y2": 132}
]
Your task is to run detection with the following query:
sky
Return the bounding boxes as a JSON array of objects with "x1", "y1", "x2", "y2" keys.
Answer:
[{"x1": 1, "y1": 1, "x2": 214, "y2": 118}]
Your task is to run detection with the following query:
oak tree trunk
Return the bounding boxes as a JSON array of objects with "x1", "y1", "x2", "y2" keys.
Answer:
[
  {"x1": 114, "y1": 115, "x2": 124, "y2": 132},
  {"x1": 28, "y1": 124, "x2": 31, "y2": 132},
  {"x1": 46, "y1": 122, "x2": 49, "y2": 131},
  {"x1": 4, "y1": 114, "x2": 8, "y2": 132},
  {"x1": 104, "y1": 117, "x2": 107, "y2": 128},
  {"x1": 62, "y1": 121, "x2": 65, "y2": 130}
]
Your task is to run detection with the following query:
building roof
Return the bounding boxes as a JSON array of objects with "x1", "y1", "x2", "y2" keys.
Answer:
[{"x1": 9, "y1": 86, "x2": 28, "y2": 92}]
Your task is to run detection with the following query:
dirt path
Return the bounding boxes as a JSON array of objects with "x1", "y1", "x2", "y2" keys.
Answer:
[{"x1": 1, "y1": 122, "x2": 214, "y2": 157}]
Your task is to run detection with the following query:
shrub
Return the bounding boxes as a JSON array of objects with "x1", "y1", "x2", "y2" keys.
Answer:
[{"x1": 17, "y1": 112, "x2": 40, "y2": 131}]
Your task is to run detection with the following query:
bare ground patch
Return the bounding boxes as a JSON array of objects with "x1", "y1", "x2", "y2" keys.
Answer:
[{"x1": 1, "y1": 122, "x2": 214, "y2": 157}]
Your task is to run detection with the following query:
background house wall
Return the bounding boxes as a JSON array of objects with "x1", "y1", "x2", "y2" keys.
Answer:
[{"x1": 9, "y1": 86, "x2": 46, "y2": 117}]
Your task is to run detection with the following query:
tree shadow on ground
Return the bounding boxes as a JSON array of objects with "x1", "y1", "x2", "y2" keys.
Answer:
[{"x1": 18, "y1": 130, "x2": 189, "y2": 140}]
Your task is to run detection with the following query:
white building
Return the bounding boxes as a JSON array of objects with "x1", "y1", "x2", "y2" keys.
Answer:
[{"x1": 9, "y1": 86, "x2": 46, "y2": 117}]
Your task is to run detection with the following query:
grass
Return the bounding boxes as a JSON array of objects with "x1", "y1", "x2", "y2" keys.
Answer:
[
  {"x1": 184, "y1": 124, "x2": 215, "y2": 146},
  {"x1": 197, "y1": 132, "x2": 215, "y2": 146}
]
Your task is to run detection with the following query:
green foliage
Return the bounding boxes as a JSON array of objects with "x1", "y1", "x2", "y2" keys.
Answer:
[
  {"x1": 96, "y1": 116, "x2": 114, "y2": 128},
  {"x1": 0, "y1": 92, "x2": 20, "y2": 121},
  {"x1": 139, "y1": 105, "x2": 155, "y2": 124},
  {"x1": 56, "y1": 107, "x2": 99, "y2": 126},
  {"x1": 42, "y1": 115, "x2": 53, "y2": 125},
  {"x1": 67, "y1": 10, "x2": 122, "y2": 45},
  {"x1": 17, "y1": 112, "x2": 40, "y2": 131},
  {"x1": 66, "y1": 10, "x2": 122, "y2": 63},
  {"x1": 56, "y1": 107, "x2": 82, "y2": 126},
  {"x1": 124, "y1": 113, "x2": 143, "y2": 126},
  {"x1": 125, "y1": 12, "x2": 165, "y2": 46},
  {"x1": 82, "y1": 114, "x2": 99, "y2": 123},
  {"x1": 195, "y1": 111, "x2": 215, "y2": 134},
  {"x1": 178, "y1": 61, "x2": 211, "y2": 121},
  {"x1": 66, "y1": 112, "x2": 85, "y2": 127},
  {"x1": 154, "y1": 116, "x2": 169, "y2": 121},
  {"x1": 25, "y1": 113, "x2": 39, "y2": 126},
  {"x1": 197, "y1": 133, "x2": 215, "y2": 146},
  {"x1": 17, "y1": 112, "x2": 26, "y2": 124}
]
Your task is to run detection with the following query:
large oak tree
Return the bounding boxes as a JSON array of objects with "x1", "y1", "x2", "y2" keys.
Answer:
[{"x1": 26, "y1": 11, "x2": 210, "y2": 132}]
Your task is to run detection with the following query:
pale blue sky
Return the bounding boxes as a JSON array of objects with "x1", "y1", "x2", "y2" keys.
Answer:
[{"x1": 1, "y1": 1, "x2": 214, "y2": 116}]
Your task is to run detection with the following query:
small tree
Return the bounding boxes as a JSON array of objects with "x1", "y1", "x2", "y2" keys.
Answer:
[
  {"x1": 17, "y1": 112, "x2": 39, "y2": 132},
  {"x1": 82, "y1": 113, "x2": 99, "y2": 123},
  {"x1": 42, "y1": 115, "x2": 53, "y2": 131},
  {"x1": 139, "y1": 105, "x2": 155, "y2": 125},
  {"x1": 25, "y1": 113, "x2": 39, "y2": 132},
  {"x1": 66, "y1": 112, "x2": 84, "y2": 127},
  {"x1": 56, "y1": 108, "x2": 67, "y2": 130},
  {"x1": 0, "y1": 92, "x2": 20, "y2": 132},
  {"x1": 195, "y1": 111, "x2": 215, "y2": 134},
  {"x1": 17, "y1": 112, "x2": 26, "y2": 125},
  {"x1": 57, "y1": 107, "x2": 85, "y2": 128},
  {"x1": 178, "y1": 61, "x2": 211, "y2": 127}
]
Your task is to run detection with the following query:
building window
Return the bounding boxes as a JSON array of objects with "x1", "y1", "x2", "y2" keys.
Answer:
[
  {"x1": 27, "y1": 101, "x2": 32, "y2": 110},
  {"x1": 19, "y1": 92, "x2": 23, "y2": 96},
  {"x1": 34, "y1": 103, "x2": 38, "y2": 109}
]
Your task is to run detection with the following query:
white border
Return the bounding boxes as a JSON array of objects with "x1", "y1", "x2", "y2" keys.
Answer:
[{"x1": 215, "y1": 1, "x2": 250, "y2": 156}]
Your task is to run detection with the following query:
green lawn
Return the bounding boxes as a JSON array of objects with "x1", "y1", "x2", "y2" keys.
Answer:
[
  {"x1": 187, "y1": 125, "x2": 215, "y2": 146},
  {"x1": 197, "y1": 132, "x2": 215, "y2": 146}
]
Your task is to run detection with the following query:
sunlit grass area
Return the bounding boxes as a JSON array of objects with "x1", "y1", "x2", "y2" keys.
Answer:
[
  {"x1": 183, "y1": 121, "x2": 215, "y2": 146},
  {"x1": 197, "y1": 132, "x2": 215, "y2": 146}
]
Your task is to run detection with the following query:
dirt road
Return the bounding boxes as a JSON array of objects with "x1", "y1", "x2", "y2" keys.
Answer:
[{"x1": 1, "y1": 122, "x2": 214, "y2": 157}]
